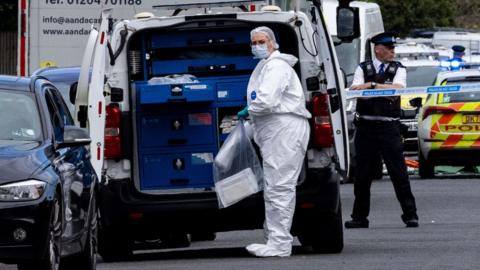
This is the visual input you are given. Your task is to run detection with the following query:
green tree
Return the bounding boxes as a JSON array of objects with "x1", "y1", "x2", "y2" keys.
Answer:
[
  {"x1": 455, "y1": 0, "x2": 480, "y2": 29},
  {"x1": 368, "y1": 0, "x2": 457, "y2": 36},
  {"x1": 0, "y1": 0, "x2": 17, "y2": 31}
]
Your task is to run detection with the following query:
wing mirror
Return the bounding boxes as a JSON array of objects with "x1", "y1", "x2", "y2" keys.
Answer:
[
  {"x1": 336, "y1": 6, "x2": 360, "y2": 42},
  {"x1": 409, "y1": 97, "x2": 423, "y2": 108},
  {"x1": 57, "y1": 125, "x2": 91, "y2": 149}
]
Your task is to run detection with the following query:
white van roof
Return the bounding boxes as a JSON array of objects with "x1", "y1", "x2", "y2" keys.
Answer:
[{"x1": 432, "y1": 31, "x2": 480, "y2": 55}]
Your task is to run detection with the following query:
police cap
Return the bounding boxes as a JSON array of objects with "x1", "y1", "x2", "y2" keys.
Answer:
[
  {"x1": 371, "y1": 31, "x2": 398, "y2": 46},
  {"x1": 452, "y1": 45, "x2": 465, "y2": 53}
]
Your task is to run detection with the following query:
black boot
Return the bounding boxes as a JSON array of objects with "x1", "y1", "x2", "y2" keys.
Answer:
[{"x1": 345, "y1": 218, "x2": 369, "y2": 229}]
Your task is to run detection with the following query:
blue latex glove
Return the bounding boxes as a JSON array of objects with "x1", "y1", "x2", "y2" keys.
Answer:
[{"x1": 237, "y1": 106, "x2": 249, "y2": 119}]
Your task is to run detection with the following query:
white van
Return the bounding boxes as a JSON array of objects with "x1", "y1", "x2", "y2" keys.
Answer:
[
  {"x1": 432, "y1": 31, "x2": 480, "y2": 59},
  {"x1": 76, "y1": 0, "x2": 353, "y2": 260},
  {"x1": 322, "y1": 0, "x2": 384, "y2": 85}
]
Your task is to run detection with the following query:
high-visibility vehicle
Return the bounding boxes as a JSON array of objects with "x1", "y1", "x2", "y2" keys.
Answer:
[
  {"x1": 416, "y1": 69, "x2": 480, "y2": 178},
  {"x1": 74, "y1": 0, "x2": 353, "y2": 260}
]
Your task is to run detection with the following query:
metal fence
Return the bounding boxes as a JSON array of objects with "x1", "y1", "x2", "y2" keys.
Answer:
[{"x1": 0, "y1": 32, "x2": 17, "y2": 75}]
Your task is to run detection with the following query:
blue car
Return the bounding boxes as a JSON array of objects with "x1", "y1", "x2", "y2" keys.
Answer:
[{"x1": 0, "y1": 75, "x2": 98, "y2": 270}]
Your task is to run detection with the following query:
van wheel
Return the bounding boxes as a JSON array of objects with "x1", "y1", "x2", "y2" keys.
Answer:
[
  {"x1": 18, "y1": 196, "x2": 62, "y2": 270},
  {"x1": 98, "y1": 226, "x2": 132, "y2": 262},
  {"x1": 191, "y1": 232, "x2": 216, "y2": 242},
  {"x1": 297, "y1": 202, "x2": 343, "y2": 253},
  {"x1": 418, "y1": 150, "x2": 434, "y2": 179},
  {"x1": 161, "y1": 233, "x2": 191, "y2": 248}
]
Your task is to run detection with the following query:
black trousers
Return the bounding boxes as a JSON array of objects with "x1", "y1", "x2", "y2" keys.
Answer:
[{"x1": 352, "y1": 120, "x2": 418, "y2": 221}]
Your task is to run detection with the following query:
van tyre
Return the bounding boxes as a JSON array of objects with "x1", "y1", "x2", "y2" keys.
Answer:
[
  {"x1": 191, "y1": 232, "x2": 216, "y2": 242},
  {"x1": 18, "y1": 195, "x2": 62, "y2": 270},
  {"x1": 418, "y1": 149, "x2": 434, "y2": 179},
  {"x1": 297, "y1": 202, "x2": 344, "y2": 253},
  {"x1": 98, "y1": 226, "x2": 132, "y2": 262},
  {"x1": 161, "y1": 233, "x2": 191, "y2": 248}
]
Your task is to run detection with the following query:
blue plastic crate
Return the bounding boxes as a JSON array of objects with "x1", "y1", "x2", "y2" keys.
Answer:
[
  {"x1": 140, "y1": 149, "x2": 216, "y2": 190},
  {"x1": 137, "y1": 108, "x2": 216, "y2": 149},
  {"x1": 138, "y1": 82, "x2": 215, "y2": 104}
]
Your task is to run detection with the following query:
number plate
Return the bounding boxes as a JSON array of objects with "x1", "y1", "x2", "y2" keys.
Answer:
[{"x1": 462, "y1": 115, "x2": 480, "y2": 124}]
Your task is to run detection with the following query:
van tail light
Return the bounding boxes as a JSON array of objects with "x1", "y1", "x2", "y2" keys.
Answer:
[
  {"x1": 422, "y1": 106, "x2": 457, "y2": 120},
  {"x1": 104, "y1": 104, "x2": 122, "y2": 160},
  {"x1": 312, "y1": 93, "x2": 333, "y2": 148}
]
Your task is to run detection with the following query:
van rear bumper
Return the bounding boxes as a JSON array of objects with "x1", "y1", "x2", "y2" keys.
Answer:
[{"x1": 98, "y1": 166, "x2": 341, "y2": 238}]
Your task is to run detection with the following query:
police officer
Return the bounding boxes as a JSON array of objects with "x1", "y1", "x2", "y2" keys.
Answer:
[
  {"x1": 345, "y1": 32, "x2": 419, "y2": 229},
  {"x1": 448, "y1": 45, "x2": 466, "y2": 71}
]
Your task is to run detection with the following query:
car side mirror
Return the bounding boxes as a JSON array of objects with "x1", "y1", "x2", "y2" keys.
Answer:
[
  {"x1": 409, "y1": 97, "x2": 423, "y2": 108},
  {"x1": 57, "y1": 125, "x2": 91, "y2": 149},
  {"x1": 69, "y1": 82, "x2": 78, "y2": 105},
  {"x1": 336, "y1": 6, "x2": 360, "y2": 41}
]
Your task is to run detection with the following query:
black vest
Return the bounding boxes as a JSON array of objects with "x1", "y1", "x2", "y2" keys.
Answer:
[{"x1": 356, "y1": 60, "x2": 403, "y2": 118}]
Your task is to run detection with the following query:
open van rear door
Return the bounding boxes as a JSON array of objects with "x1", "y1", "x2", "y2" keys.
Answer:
[
  {"x1": 309, "y1": 0, "x2": 350, "y2": 176},
  {"x1": 76, "y1": 9, "x2": 112, "y2": 178}
]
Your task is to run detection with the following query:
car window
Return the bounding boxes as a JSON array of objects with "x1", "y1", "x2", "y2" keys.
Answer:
[
  {"x1": 45, "y1": 91, "x2": 64, "y2": 141},
  {"x1": 0, "y1": 90, "x2": 42, "y2": 142},
  {"x1": 441, "y1": 79, "x2": 480, "y2": 103},
  {"x1": 49, "y1": 87, "x2": 74, "y2": 126},
  {"x1": 49, "y1": 81, "x2": 75, "y2": 115},
  {"x1": 406, "y1": 66, "x2": 440, "y2": 87}
]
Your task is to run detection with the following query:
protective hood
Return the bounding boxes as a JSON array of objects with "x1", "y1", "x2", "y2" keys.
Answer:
[
  {"x1": 267, "y1": 51, "x2": 298, "y2": 67},
  {"x1": 247, "y1": 50, "x2": 311, "y2": 119}
]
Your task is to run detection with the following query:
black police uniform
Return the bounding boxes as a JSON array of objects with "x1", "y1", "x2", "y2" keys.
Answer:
[{"x1": 347, "y1": 32, "x2": 418, "y2": 228}]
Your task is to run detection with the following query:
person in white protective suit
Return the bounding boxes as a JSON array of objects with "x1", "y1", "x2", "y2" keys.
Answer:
[{"x1": 238, "y1": 26, "x2": 311, "y2": 257}]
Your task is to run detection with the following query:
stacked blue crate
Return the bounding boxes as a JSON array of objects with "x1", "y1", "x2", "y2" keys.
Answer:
[{"x1": 135, "y1": 28, "x2": 257, "y2": 191}]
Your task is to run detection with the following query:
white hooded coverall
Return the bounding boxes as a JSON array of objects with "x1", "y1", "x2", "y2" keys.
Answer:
[{"x1": 246, "y1": 50, "x2": 311, "y2": 257}]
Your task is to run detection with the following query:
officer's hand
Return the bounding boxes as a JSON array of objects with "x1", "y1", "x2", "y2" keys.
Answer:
[
  {"x1": 237, "y1": 106, "x2": 249, "y2": 119},
  {"x1": 350, "y1": 83, "x2": 371, "y2": 90}
]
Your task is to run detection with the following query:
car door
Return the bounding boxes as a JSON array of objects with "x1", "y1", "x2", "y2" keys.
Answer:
[{"x1": 45, "y1": 87, "x2": 92, "y2": 238}]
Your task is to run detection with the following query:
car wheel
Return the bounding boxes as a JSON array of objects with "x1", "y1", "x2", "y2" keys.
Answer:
[
  {"x1": 161, "y1": 233, "x2": 191, "y2": 248},
  {"x1": 418, "y1": 149, "x2": 434, "y2": 179},
  {"x1": 98, "y1": 225, "x2": 133, "y2": 262},
  {"x1": 297, "y1": 201, "x2": 344, "y2": 253},
  {"x1": 63, "y1": 196, "x2": 97, "y2": 270},
  {"x1": 18, "y1": 196, "x2": 62, "y2": 270},
  {"x1": 191, "y1": 232, "x2": 216, "y2": 242}
]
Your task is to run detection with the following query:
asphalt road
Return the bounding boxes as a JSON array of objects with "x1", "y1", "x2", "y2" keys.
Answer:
[{"x1": 2, "y1": 175, "x2": 480, "y2": 270}]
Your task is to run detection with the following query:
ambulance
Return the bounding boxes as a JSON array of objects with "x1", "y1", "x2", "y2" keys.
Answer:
[{"x1": 417, "y1": 69, "x2": 480, "y2": 178}]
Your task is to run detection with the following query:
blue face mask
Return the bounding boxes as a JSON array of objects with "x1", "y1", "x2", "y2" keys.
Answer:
[{"x1": 251, "y1": 44, "x2": 270, "y2": 59}]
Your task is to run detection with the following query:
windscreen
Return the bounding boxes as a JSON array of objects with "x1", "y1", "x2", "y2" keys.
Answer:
[
  {"x1": 440, "y1": 78, "x2": 480, "y2": 103},
  {"x1": 334, "y1": 37, "x2": 361, "y2": 85},
  {"x1": 0, "y1": 91, "x2": 42, "y2": 142},
  {"x1": 406, "y1": 66, "x2": 440, "y2": 87}
]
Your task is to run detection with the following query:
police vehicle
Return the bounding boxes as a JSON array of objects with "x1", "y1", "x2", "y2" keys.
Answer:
[
  {"x1": 74, "y1": 0, "x2": 353, "y2": 260},
  {"x1": 416, "y1": 69, "x2": 480, "y2": 178}
]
